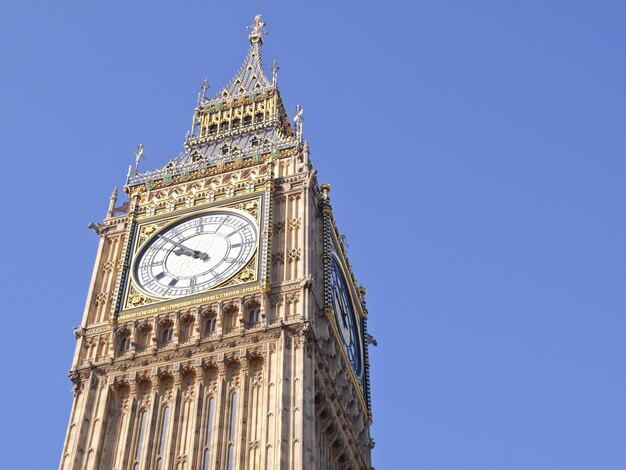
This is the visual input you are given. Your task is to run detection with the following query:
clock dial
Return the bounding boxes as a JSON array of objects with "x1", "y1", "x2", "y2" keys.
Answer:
[
  {"x1": 329, "y1": 252, "x2": 362, "y2": 379},
  {"x1": 133, "y1": 210, "x2": 257, "y2": 299}
]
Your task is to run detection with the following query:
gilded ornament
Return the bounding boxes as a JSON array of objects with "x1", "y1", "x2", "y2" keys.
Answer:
[
  {"x1": 128, "y1": 293, "x2": 145, "y2": 307},
  {"x1": 237, "y1": 268, "x2": 255, "y2": 282},
  {"x1": 234, "y1": 154, "x2": 244, "y2": 168},
  {"x1": 243, "y1": 201, "x2": 258, "y2": 216}
]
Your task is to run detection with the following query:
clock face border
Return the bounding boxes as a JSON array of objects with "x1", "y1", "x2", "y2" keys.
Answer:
[
  {"x1": 130, "y1": 208, "x2": 259, "y2": 300},
  {"x1": 116, "y1": 194, "x2": 267, "y2": 318},
  {"x1": 325, "y1": 231, "x2": 366, "y2": 388}
]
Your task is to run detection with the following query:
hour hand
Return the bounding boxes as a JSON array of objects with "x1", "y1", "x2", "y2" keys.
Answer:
[
  {"x1": 173, "y1": 247, "x2": 209, "y2": 260},
  {"x1": 157, "y1": 234, "x2": 209, "y2": 260}
]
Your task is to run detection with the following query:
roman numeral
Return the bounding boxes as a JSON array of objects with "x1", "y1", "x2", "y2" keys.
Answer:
[
  {"x1": 216, "y1": 217, "x2": 230, "y2": 231},
  {"x1": 195, "y1": 219, "x2": 203, "y2": 233}
]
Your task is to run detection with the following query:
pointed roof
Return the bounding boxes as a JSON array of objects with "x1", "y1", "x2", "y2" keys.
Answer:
[
  {"x1": 126, "y1": 15, "x2": 300, "y2": 189},
  {"x1": 215, "y1": 40, "x2": 272, "y2": 99}
]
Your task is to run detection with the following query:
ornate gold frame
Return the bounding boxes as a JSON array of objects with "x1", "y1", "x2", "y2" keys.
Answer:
[
  {"x1": 129, "y1": 207, "x2": 260, "y2": 301},
  {"x1": 113, "y1": 192, "x2": 269, "y2": 322}
]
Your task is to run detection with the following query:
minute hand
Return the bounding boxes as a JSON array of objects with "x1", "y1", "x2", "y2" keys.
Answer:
[{"x1": 157, "y1": 234, "x2": 209, "y2": 260}]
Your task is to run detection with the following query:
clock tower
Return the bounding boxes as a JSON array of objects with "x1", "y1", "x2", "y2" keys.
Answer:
[{"x1": 60, "y1": 16, "x2": 374, "y2": 470}]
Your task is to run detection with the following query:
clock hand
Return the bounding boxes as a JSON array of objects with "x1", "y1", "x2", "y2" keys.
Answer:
[
  {"x1": 157, "y1": 234, "x2": 209, "y2": 260},
  {"x1": 173, "y1": 247, "x2": 209, "y2": 260}
]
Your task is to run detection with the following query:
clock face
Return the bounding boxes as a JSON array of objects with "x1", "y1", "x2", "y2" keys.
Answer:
[
  {"x1": 329, "y1": 252, "x2": 362, "y2": 379},
  {"x1": 132, "y1": 210, "x2": 257, "y2": 299}
]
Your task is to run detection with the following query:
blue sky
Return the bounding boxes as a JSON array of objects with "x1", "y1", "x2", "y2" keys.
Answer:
[{"x1": 2, "y1": 1, "x2": 626, "y2": 468}]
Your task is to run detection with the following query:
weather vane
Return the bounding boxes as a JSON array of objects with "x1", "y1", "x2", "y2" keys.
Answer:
[
  {"x1": 247, "y1": 14, "x2": 268, "y2": 42},
  {"x1": 248, "y1": 14, "x2": 266, "y2": 35}
]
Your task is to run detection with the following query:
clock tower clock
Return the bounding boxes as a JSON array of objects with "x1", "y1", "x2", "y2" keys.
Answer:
[{"x1": 60, "y1": 15, "x2": 374, "y2": 470}]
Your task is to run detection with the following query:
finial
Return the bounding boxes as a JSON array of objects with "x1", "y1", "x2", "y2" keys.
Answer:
[
  {"x1": 320, "y1": 183, "x2": 331, "y2": 202},
  {"x1": 200, "y1": 78, "x2": 209, "y2": 104},
  {"x1": 272, "y1": 60, "x2": 279, "y2": 85},
  {"x1": 107, "y1": 187, "x2": 118, "y2": 218},
  {"x1": 247, "y1": 14, "x2": 268, "y2": 44},
  {"x1": 133, "y1": 144, "x2": 145, "y2": 174},
  {"x1": 294, "y1": 105, "x2": 304, "y2": 142}
]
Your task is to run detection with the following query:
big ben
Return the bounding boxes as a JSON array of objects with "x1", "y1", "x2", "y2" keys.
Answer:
[{"x1": 60, "y1": 15, "x2": 374, "y2": 470}]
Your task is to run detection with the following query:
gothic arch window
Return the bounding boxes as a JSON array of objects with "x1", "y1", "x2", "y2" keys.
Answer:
[
  {"x1": 155, "y1": 405, "x2": 170, "y2": 470},
  {"x1": 161, "y1": 328, "x2": 172, "y2": 344},
  {"x1": 202, "y1": 397, "x2": 215, "y2": 470},
  {"x1": 179, "y1": 316, "x2": 194, "y2": 343},
  {"x1": 254, "y1": 112, "x2": 263, "y2": 123},
  {"x1": 135, "y1": 325, "x2": 151, "y2": 352},
  {"x1": 243, "y1": 115, "x2": 252, "y2": 126},
  {"x1": 223, "y1": 306, "x2": 238, "y2": 333},
  {"x1": 132, "y1": 410, "x2": 147, "y2": 470},
  {"x1": 159, "y1": 321, "x2": 173, "y2": 346},
  {"x1": 247, "y1": 303, "x2": 261, "y2": 327},
  {"x1": 232, "y1": 118, "x2": 241, "y2": 129},
  {"x1": 117, "y1": 330, "x2": 131, "y2": 356},
  {"x1": 204, "y1": 313, "x2": 217, "y2": 335},
  {"x1": 118, "y1": 337, "x2": 129, "y2": 354},
  {"x1": 208, "y1": 123, "x2": 217, "y2": 135},
  {"x1": 225, "y1": 392, "x2": 238, "y2": 470}
]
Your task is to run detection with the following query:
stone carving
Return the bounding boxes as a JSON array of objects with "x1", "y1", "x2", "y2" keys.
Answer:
[
  {"x1": 251, "y1": 368, "x2": 263, "y2": 387},
  {"x1": 101, "y1": 260, "x2": 115, "y2": 273},
  {"x1": 94, "y1": 292, "x2": 109, "y2": 306},
  {"x1": 127, "y1": 286, "x2": 148, "y2": 308},
  {"x1": 287, "y1": 248, "x2": 301, "y2": 262}
]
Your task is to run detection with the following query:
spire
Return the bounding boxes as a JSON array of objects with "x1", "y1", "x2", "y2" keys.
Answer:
[
  {"x1": 214, "y1": 15, "x2": 271, "y2": 99},
  {"x1": 126, "y1": 15, "x2": 301, "y2": 189}
]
